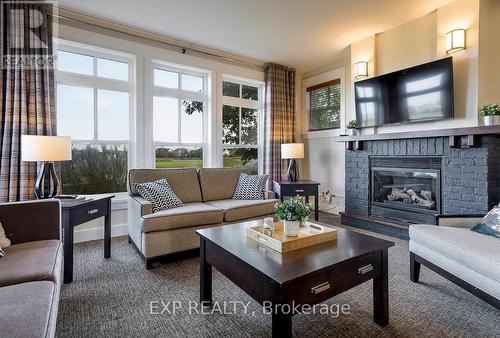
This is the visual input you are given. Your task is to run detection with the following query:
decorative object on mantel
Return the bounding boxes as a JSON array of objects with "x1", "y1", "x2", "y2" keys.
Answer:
[
  {"x1": 355, "y1": 61, "x2": 368, "y2": 79},
  {"x1": 446, "y1": 28, "x2": 466, "y2": 54},
  {"x1": 275, "y1": 196, "x2": 311, "y2": 236},
  {"x1": 281, "y1": 143, "x2": 304, "y2": 181},
  {"x1": 246, "y1": 220, "x2": 336, "y2": 253},
  {"x1": 479, "y1": 103, "x2": 500, "y2": 126},
  {"x1": 21, "y1": 135, "x2": 72, "y2": 199},
  {"x1": 346, "y1": 120, "x2": 358, "y2": 136}
]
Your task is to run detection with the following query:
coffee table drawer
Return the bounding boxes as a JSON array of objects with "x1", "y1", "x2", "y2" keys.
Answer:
[
  {"x1": 343, "y1": 252, "x2": 381, "y2": 288},
  {"x1": 282, "y1": 268, "x2": 342, "y2": 305}
]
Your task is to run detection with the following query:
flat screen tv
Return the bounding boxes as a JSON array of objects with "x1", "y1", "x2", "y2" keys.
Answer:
[{"x1": 354, "y1": 57, "x2": 454, "y2": 128}]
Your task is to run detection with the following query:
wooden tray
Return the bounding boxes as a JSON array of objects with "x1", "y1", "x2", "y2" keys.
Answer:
[{"x1": 246, "y1": 221, "x2": 337, "y2": 253}]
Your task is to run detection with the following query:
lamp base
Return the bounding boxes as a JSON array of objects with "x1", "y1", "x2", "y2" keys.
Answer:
[
  {"x1": 35, "y1": 162, "x2": 59, "y2": 199},
  {"x1": 287, "y1": 159, "x2": 299, "y2": 181}
]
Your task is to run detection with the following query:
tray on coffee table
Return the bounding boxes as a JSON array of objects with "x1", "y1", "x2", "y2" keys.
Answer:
[{"x1": 246, "y1": 221, "x2": 337, "y2": 253}]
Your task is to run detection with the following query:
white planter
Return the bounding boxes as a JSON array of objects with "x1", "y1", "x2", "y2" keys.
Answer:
[
  {"x1": 347, "y1": 129, "x2": 358, "y2": 136},
  {"x1": 284, "y1": 220, "x2": 300, "y2": 237},
  {"x1": 483, "y1": 116, "x2": 500, "y2": 126}
]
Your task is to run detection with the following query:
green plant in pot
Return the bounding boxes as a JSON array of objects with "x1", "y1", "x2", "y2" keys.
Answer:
[
  {"x1": 275, "y1": 197, "x2": 311, "y2": 237},
  {"x1": 346, "y1": 120, "x2": 358, "y2": 136},
  {"x1": 479, "y1": 104, "x2": 500, "y2": 126}
]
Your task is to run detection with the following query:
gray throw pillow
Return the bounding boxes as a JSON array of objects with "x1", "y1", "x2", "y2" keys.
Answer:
[
  {"x1": 135, "y1": 179, "x2": 183, "y2": 213},
  {"x1": 471, "y1": 206, "x2": 500, "y2": 238},
  {"x1": 232, "y1": 173, "x2": 269, "y2": 200}
]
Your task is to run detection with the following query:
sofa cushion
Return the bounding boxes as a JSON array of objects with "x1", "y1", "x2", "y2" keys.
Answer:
[
  {"x1": 128, "y1": 168, "x2": 202, "y2": 203},
  {"x1": 198, "y1": 167, "x2": 251, "y2": 201},
  {"x1": 141, "y1": 202, "x2": 223, "y2": 232},
  {"x1": 206, "y1": 199, "x2": 278, "y2": 222},
  {"x1": 409, "y1": 224, "x2": 500, "y2": 282},
  {"x1": 0, "y1": 240, "x2": 62, "y2": 287},
  {"x1": 0, "y1": 281, "x2": 59, "y2": 338}
]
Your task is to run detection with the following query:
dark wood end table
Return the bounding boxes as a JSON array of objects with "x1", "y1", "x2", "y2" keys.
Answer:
[
  {"x1": 197, "y1": 220, "x2": 394, "y2": 337},
  {"x1": 273, "y1": 180, "x2": 320, "y2": 221},
  {"x1": 60, "y1": 194, "x2": 114, "y2": 283}
]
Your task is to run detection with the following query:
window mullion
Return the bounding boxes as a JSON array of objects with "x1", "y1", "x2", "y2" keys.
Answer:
[
  {"x1": 238, "y1": 107, "x2": 242, "y2": 145},
  {"x1": 94, "y1": 87, "x2": 98, "y2": 141}
]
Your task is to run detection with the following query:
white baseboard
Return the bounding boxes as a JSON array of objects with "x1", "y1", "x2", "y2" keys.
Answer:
[{"x1": 74, "y1": 223, "x2": 128, "y2": 243}]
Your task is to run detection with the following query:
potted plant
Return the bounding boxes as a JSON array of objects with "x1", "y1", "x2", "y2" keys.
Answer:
[
  {"x1": 480, "y1": 104, "x2": 500, "y2": 126},
  {"x1": 346, "y1": 120, "x2": 358, "y2": 136},
  {"x1": 275, "y1": 197, "x2": 311, "y2": 237}
]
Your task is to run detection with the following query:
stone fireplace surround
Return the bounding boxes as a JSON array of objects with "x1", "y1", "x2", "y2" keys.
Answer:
[{"x1": 336, "y1": 130, "x2": 500, "y2": 239}]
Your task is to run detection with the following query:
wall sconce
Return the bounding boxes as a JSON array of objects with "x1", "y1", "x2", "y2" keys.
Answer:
[
  {"x1": 355, "y1": 61, "x2": 368, "y2": 79},
  {"x1": 446, "y1": 29, "x2": 466, "y2": 54}
]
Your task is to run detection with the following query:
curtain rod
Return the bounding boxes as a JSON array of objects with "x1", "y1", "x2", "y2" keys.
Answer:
[{"x1": 53, "y1": 7, "x2": 266, "y2": 71}]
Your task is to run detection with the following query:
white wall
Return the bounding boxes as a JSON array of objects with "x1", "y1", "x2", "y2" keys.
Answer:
[{"x1": 300, "y1": 0, "x2": 485, "y2": 214}]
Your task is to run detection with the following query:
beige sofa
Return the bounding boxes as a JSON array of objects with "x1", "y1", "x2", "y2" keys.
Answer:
[
  {"x1": 128, "y1": 167, "x2": 277, "y2": 268},
  {"x1": 0, "y1": 200, "x2": 62, "y2": 338}
]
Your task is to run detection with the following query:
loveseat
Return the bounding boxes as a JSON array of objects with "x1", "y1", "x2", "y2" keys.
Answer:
[
  {"x1": 409, "y1": 215, "x2": 500, "y2": 310},
  {"x1": 128, "y1": 167, "x2": 278, "y2": 268},
  {"x1": 0, "y1": 200, "x2": 63, "y2": 337}
]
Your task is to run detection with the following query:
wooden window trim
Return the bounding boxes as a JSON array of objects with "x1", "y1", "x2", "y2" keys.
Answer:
[{"x1": 306, "y1": 79, "x2": 341, "y2": 92}]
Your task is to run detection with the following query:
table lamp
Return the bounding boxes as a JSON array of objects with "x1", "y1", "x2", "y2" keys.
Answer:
[
  {"x1": 281, "y1": 143, "x2": 304, "y2": 181},
  {"x1": 21, "y1": 135, "x2": 72, "y2": 199}
]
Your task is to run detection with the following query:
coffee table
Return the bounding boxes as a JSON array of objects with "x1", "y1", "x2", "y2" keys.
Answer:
[{"x1": 196, "y1": 220, "x2": 394, "y2": 337}]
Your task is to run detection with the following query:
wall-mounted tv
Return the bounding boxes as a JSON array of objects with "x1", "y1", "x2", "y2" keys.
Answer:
[{"x1": 354, "y1": 57, "x2": 454, "y2": 128}]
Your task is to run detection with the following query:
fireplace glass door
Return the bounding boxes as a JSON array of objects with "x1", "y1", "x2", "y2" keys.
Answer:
[{"x1": 372, "y1": 168, "x2": 439, "y2": 213}]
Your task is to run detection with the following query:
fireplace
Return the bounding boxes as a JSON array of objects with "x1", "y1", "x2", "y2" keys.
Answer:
[{"x1": 370, "y1": 157, "x2": 442, "y2": 224}]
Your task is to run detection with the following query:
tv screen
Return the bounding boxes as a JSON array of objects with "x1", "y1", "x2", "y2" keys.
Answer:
[{"x1": 354, "y1": 57, "x2": 454, "y2": 128}]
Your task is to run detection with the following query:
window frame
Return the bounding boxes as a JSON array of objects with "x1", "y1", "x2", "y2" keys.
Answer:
[
  {"x1": 220, "y1": 75, "x2": 264, "y2": 174},
  {"x1": 55, "y1": 40, "x2": 135, "y2": 193},
  {"x1": 303, "y1": 67, "x2": 346, "y2": 139},
  {"x1": 149, "y1": 61, "x2": 209, "y2": 169}
]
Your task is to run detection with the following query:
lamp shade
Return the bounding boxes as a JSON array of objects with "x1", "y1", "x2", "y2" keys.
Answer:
[
  {"x1": 281, "y1": 143, "x2": 304, "y2": 159},
  {"x1": 446, "y1": 29, "x2": 466, "y2": 54},
  {"x1": 21, "y1": 135, "x2": 72, "y2": 162}
]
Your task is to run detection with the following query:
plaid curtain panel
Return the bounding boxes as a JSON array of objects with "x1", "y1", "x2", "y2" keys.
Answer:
[
  {"x1": 0, "y1": 2, "x2": 56, "y2": 202},
  {"x1": 263, "y1": 64, "x2": 295, "y2": 188}
]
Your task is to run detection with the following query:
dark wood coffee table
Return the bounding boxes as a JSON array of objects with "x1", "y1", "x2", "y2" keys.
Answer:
[{"x1": 196, "y1": 220, "x2": 394, "y2": 337}]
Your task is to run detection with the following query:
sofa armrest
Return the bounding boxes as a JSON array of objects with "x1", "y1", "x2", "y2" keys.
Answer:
[
  {"x1": 436, "y1": 214, "x2": 484, "y2": 228},
  {"x1": 264, "y1": 190, "x2": 275, "y2": 200},
  {"x1": 0, "y1": 200, "x2": 61, "y2": 245},
  {"x1": 129, "y1": 196, "x2": 153, "y2": 216}
]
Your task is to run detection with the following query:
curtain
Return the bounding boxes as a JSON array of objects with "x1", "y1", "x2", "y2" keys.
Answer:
[
  {"x1": 0, "y1": 2, "x2": 56, "y2": 202},
  {"x1": 263, "y1": 64, "x2": 295, "y2": 187}
]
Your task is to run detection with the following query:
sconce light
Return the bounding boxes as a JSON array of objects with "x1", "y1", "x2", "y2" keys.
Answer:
[
  {"x1": 355, "y1": 61, "x2": 368, "y2": 79},
  {"x1": 446, "y1": 29, "x2": 466, "y2": 54}
]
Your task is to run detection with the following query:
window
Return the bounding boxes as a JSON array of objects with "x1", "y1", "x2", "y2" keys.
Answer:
[
  {"x1": 307, "y1": 79, "x2": 341, "y2": 131},
  {"x1": 56, "y1": 44, "x2": 133, "y2": 194},
  {"x1": 221, "y1": 79, "x2": 263, "y2": 174},
  {"x1": 152, "y1": 64, "x2": 207, "y2": 169}
]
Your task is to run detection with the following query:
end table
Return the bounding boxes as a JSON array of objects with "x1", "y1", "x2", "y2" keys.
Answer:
[{"x1": 273, "y1": 180, "x2": 320, "y2": 221}]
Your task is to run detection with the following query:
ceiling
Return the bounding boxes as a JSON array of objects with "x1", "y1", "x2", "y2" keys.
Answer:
[{"x1": 58, "y1": 0, "x2": 456, "y2": 72}]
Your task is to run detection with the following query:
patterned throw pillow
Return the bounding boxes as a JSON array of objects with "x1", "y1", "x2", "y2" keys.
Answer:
[
  {"x1": 232, "y1": 173, "x2": 269, "y2": 200},
  {"x1": 135, "y1": 179, "x2": 183, "y2": 213},
  {"x1": 0, "y1": 222, "x2": 11, "y2": 258},
  {"x1": 471, "y1": 206, "x2": 500, "y2": 238}
]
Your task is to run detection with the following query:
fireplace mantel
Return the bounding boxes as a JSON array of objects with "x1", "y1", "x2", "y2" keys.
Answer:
[{"x1": 333, "y1": 125, "x2": 500, "y2": 150}]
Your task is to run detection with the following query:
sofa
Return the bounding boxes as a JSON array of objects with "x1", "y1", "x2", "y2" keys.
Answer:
[
  {"x1": 128, "y1": 167, "x2": 278, "y2": 268},
  {"x1": 409, "y1": 214, "x2": 500, "y2": 310},
  {"x1": 0, "y1": 200, "x2": 63, "y2": 338}
]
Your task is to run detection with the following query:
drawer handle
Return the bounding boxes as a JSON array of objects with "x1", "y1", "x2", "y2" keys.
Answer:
[
  {"x1": 88, "y1": 209, "x2": 99, "y2": 215},
  {"x1": 311, "y1": 282, "x2": 330, "y2": 295},
  {"x1": 295, "y1": 189, "x2": 304, "y2": 193},
  {"x1": 358, "y1": 264, "x2": 373, "y2": 275}
]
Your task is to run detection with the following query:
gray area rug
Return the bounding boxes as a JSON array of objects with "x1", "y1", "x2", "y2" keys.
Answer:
[{"x1": 57, "y1": 219, "x2": 499, "y2": 337}]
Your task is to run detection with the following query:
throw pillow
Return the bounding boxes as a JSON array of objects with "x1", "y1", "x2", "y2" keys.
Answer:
[
  {"x1": 232, "y1": 173, "x2": 269, "y2": 200},
  {"x1": 471, "y1": 206, "x2": 500, "y2": 238},
  {"x1": 135, "y1": 179, "x2": 183, "y2": 213},
  {"x1": 0, "y1": 222, "x2": 11, "y2": 248}
]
